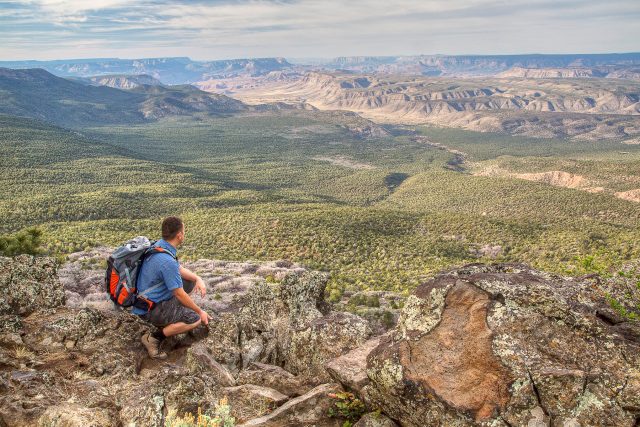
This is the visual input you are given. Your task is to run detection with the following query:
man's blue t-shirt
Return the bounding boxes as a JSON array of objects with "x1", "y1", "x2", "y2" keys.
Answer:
[{"x1": 132, "y1": 239, "x2": 182, "y2": 315}]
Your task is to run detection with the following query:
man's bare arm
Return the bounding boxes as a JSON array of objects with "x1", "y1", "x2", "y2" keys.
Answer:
[
  {"x1": 179, "y1": 265, "x2": 207, "y2": 298},
  {"x1": 179, "y1": 265, "x2": 198, "y2": 281},
  {"x1": 172, "y1": 288, "x2": 211, "y2": 325}
]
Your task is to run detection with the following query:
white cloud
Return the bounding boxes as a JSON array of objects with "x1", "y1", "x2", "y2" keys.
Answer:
[
  {"x1": 0, "y1": 0, "x2": 639, "y2": 60},
  {"x1": 19, "y1": 0, "x2": 134, "y2": 13}
]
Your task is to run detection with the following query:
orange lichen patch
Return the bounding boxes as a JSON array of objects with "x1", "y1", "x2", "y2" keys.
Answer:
[{"x1": 399, "y1": 281, "x2": 512, "y2": 421}]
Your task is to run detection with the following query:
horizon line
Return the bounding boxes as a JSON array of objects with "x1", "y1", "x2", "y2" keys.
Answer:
[{"x1": 1, "y1": 51, "x2": 640, "y2": 63}]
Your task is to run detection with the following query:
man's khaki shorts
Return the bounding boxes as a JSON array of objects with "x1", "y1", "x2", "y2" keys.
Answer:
[{"x1": 139, "y1": 279, "x2": 200, "y2": 328}]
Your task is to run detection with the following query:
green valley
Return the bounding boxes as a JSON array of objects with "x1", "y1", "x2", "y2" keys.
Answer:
[{"x1": 3, "y1": 105, "x2": 640, "y2": 299}]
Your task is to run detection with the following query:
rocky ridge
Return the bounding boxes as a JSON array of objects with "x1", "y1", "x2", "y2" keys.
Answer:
[{"x1": 0, "y1": 252, "x2": 638, "y2": 426}]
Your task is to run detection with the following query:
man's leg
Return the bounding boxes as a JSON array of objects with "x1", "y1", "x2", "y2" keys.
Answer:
[
  {"x1": 161, "y1": 279, "x2": 200, "y2": 336},
  {"x1": 141, "y1": 294, "x2": 200, "y2": 358},
  {"x1": 162, "y1": 318, "x2": 201, "y2": 337}
]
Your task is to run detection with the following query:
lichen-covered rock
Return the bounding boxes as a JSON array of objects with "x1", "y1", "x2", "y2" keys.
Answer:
[
  {"x1": 365, "y1": 263, "x2": 640, "y2": 427},
  {"x1": 0, "y1": 315, "x2": 24, "y2": 348},
  {"x1": 200, "y1": 312, "x2": 243, "y2": 372},
  {"x1": 37, "y1": 403, "x2": 117, "y2": 427},
  {"x1": 0, "y1": 256, "x2": 65, "y2": 316},
  {"x1": 353, "y1": 412, "x2": 399, "y2": 427},
  {"x1": 279, "y1": 271, "x2": 329, "y2": 328},
  {"x1": 240, "y1": 383, "x2": 343, "y2": 427},
  {"x1": 286, "y1": 311, "x2": 371, "y2": 384},
  {"x1": 206, "y1": 271, "x2": 371, "y2": 384}
]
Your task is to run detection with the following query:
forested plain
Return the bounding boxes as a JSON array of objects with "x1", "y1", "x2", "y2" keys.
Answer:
[{"x1": 2, "y1": 111, "x2": 640, "y2": 301}]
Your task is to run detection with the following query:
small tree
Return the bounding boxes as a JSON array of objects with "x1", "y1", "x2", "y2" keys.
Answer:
[{"x1": 0, "y1": 227, "x2": 44, "y2": 256}]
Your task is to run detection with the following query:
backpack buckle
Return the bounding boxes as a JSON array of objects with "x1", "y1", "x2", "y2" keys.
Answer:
[{"x1": 133, "y1": 297, "x2": 155, "y2": 312}]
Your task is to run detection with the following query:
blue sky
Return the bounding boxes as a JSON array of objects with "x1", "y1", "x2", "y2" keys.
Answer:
[{"x1": 1, "y1": 0, "x2": 639, "y2": 60}]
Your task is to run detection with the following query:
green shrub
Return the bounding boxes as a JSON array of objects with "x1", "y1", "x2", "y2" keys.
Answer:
[
  {"x1": 0, "y1": 227, "x2": 44, "y2": 256},
  {"x1": 165, "y1": 400, "x2": 235, "y2": 427},
  {"x1": 366, "y1": 295, "x2": 380, "y2": 308},
  {"x1": 327, "y1": 391, "x2": 366, "y2": 425},
  {"x1": 327, "y1": 288, "x2": 343, "y2": 303},
  {"x1": 382, "y1": 310, "x2": 395, "y2": 328}
]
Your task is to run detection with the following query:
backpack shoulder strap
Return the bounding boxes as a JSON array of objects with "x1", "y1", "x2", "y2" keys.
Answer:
[
  {"x1": 138, "y1": 281, "x2": 167, "y2": 298},
  {"x1": 144, "y1": 245, "x2": 177, "y2": 260},
  {"x1": 136, "y1": 246, "x2": 178, "y2": 298}
]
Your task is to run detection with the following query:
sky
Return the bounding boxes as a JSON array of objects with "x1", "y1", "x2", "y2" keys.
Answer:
[{"x1": 0, "y1": 0, "x2": 639, "y2": 61}]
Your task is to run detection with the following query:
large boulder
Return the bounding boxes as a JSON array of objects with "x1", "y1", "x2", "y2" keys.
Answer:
[
  {"x1": 364, "y1": 263, "x2": 640, "y2": 426},
  {"x1": 0, "y1": 255, "x2": 65, "y2": 315}
]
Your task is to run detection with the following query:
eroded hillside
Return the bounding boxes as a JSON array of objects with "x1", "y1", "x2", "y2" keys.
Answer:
[{"x1": 198, "y1": 72, "x2": 640, "y2": 140}]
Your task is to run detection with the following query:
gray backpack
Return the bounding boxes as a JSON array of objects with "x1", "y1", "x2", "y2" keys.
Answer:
[{"x1": 104, "y1": 236, "x2": 176, "y2": 311}]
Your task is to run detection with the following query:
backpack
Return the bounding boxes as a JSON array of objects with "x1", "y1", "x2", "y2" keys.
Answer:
[{"x1": 104, "y1": 236, "x2": 177, "y2": 311}]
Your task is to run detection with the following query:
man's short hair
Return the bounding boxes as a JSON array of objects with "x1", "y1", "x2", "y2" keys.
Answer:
[{"x1": 161, "y1": 216, "x2": 184, "y2": 240}]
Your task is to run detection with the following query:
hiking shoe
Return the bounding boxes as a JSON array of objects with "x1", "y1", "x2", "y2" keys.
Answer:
[{"x1": 141, "y1": 333, "x2": 168, "y2": 360}]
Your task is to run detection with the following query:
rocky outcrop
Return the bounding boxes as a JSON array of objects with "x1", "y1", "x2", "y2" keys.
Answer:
[
  {"x1": 286, "y1": 311, "x2": 371, "y2": 383},
  {"x1": 202, "y1": 270, "x2": 372, "y2": 383},
  {"x1": 2, "y1": 253, "x2": 639, "y2": 427},
  {"x1": 364, "y1": 263, "x2": 640, "y2": 426},
  {"x1": 0, "y1": 255, "x2": 65, "y2": 315},
  {"x1": 0, "y1": 253, "x2": 362, "y2": 426}
]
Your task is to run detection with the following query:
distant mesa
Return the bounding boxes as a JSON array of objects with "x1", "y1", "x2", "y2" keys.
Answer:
[
  {"x1": 2, "y1": 54, "x2": 640, "y2": 86},
  {"x1": 84, "y1": 74, "x2": 163, "y2": 89}
]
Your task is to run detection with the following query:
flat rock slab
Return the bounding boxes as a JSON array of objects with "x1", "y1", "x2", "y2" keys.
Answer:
[
  {"x1": 223, "y1": 384, "x2": 290, "y2": 422},
  {"x1": 326, "y1": 336, "x2": 381, "y2": 392},
  {"x1": 224, "y1": 384, "x2": 289, "y2": 406},
  {"x1": 239, "y1": 383, "x2": 343, "y2": 427},
  {"x1": 237, "y1": 362, "x2": 309, "y2": 397}
]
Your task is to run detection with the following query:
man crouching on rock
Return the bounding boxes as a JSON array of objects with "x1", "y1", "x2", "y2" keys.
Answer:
[{"x1": 133, "y1": 216, "x2": 212, "y2": 359}]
